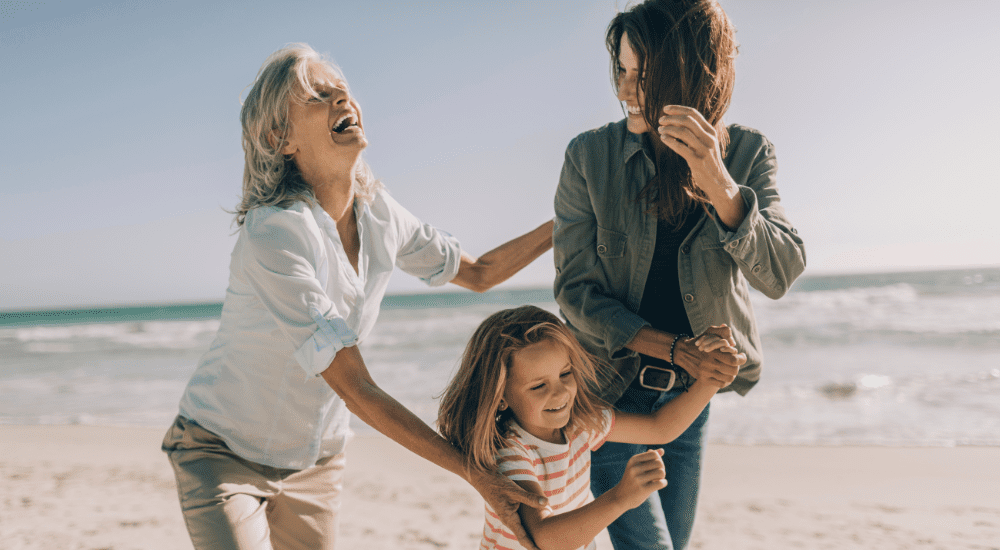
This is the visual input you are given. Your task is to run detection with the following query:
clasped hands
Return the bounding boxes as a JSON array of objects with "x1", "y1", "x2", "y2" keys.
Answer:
[{"x1": 674, "y1": 325, "x2": 745, "y2": 388}]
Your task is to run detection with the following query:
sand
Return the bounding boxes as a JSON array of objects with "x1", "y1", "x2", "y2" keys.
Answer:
[{"x1": 1, "y1": 425, "x2": 997, "y2": 550}]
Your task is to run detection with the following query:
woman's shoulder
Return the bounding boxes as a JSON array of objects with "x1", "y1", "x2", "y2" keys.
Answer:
[
  {"x1": 242, "y1": 201, "x2": 321, "y2": 239},
  {"x1": 725, "y1": 123, "x2": 775, "y2": 151},
  {"x1": 566, "y1": 119, "x2": 629, "y2": 155}
]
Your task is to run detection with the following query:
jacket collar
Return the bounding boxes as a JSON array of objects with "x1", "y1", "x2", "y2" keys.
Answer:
[{"x1": 621, "y1": 120, "x2": 656, "y2": 170}]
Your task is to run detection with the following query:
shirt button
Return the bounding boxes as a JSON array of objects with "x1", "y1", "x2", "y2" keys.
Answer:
[
  {"x1": 684, "y1": 294, "x2": 695, "y2": 303},
  {"x1": 752, "y1": 265, "x2": 762, "y2": 274},
  {"x1": 681, "y1": 245, "x2": 691, "y2": 254},
  {"x1": 597, "y1": 244, "x2": 607, "y2": 254}
]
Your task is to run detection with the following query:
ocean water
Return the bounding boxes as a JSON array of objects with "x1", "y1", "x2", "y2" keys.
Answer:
[{"x1": 2, "y1": 268, "x2": 998, "y2": 447}]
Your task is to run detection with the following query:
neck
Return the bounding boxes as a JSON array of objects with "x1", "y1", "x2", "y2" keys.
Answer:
[{"x1": 301, "y1": 157, "x2": 360, "y2": 225}]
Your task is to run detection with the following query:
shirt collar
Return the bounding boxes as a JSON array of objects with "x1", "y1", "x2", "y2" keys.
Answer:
[
  {"x1": 622, "y1": 121, "x2": 654, "y2": 165},
  {"x1": 310, "y1": 196, "x2": 368, "y2": 235}
]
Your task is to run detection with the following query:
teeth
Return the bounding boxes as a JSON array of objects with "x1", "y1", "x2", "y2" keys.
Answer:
[
  {"x1": 332, "y1": 114, "x2": 356, "y2": 133},
  {"x1": 627, "y1": 105, "x2": 641, "y2": 115}
]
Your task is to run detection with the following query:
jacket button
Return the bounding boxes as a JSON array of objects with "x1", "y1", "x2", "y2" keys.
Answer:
[
  {"x1": 597, "y1": 244, "x2": 607, "y2": 254},
  {"x1": 684, "y1": 294, "x2": 695, "y2": 303},
  {"x1": 681, "y1": 245, "x2": 690, "y2": 254},
  {"x1": 752, "y1": 264, "x2": 762, "y2": 274}
]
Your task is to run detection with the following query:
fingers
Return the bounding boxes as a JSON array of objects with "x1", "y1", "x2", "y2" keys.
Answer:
[
  {"x1": 703, "y1": 353, "x2": 745, "y2": 387},
  {"x1": 625, "y1": 449, "x2": 667, "y2": 490},
  {"x1": 657, "y1": 124, "x2": 706, "y2": 154},
  {"x1": 701, "y1": 324, "x2": 734, "y2": 343},
  {"x1": 506, "y1": 482, "x2": 549, "y2": 510},
  {"x1": 661, "y1": 105, "x2": 714, "y2": 133},
  {"x1": 694, "y1": 334, "x2": 737, "y2": 354},
  {"x1": 502, "y1": 509, "x2": 542, "y2": 550}
]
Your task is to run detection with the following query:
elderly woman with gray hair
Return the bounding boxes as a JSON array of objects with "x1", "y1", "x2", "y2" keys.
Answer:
[{"x1": 162, "y1": 43, "x2": 552, "y2": 550}]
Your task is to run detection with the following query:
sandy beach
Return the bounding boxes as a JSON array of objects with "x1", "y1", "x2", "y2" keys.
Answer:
[{"x1": 1, "y1": 425, "x2": 997, "y2": 550}]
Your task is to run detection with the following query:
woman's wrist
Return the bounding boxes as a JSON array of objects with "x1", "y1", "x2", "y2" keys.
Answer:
[{"x1": 670, "y1": 338, "x2": 696, "y2": 375}]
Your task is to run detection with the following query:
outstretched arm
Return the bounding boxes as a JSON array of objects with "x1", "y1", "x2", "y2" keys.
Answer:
[
  {"x1": 614, "y1": 331, "x2": 738, "y2": 445},
  {"x1": 450, "y1": 219, "x2": 553, "y2": 292},
  {"x1": 321, "y1": 345, "x2": 548, "y2": 550}
]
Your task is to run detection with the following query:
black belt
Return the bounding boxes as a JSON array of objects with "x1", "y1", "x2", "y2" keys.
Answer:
[{"x1": 630, "y1": 363, "x2": 692, "y2": 392}]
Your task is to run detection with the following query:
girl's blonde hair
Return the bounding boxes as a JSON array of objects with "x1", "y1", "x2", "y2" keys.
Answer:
[
  {"x1": 234, "y1": 43, "x2": 382, "y2": 226},
  {"x1": 438, "y1": 305, "x2": 610, "y2": 473}
]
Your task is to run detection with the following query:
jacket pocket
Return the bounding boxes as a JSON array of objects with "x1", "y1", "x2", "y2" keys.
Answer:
[
  {"x1": 697, "y1": 240, "x2": 739, "y2": 298},
  {"x1": 596, "y1": 225, "x2": 627, "y2": 259}
]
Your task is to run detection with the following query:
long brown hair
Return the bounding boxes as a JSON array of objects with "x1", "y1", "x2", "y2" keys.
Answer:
[
  {"x1": 607, "y1": 0, "x2": 738, "y2": 229},
  {"x1": 437, "y1": 306, "x2": 610, "y2": 473}
]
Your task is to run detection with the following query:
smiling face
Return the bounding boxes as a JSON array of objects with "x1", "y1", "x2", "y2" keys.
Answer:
[
  {"x1": 281, "y1": 61, "x2": 367, "y2": 180},
  {"x1": 501, "y1": 338, "x2": 579, "y2": 444},
  {"x1": 616, "y1": 33, "x2": 654, "y2": 135}
]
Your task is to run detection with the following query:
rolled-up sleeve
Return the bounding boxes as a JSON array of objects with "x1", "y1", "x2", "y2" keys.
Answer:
[
  {"x1": 382, "y1": 192, "x2": 462, "y2": 287},
  {"x1": 712, "y1": 133, "x2": 807, "y2": 299},
  {"x1": 243, "y1": 207, "x2": 359, "y2": 378}
]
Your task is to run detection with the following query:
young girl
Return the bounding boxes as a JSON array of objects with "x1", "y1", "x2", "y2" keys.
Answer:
[{"x1": 438, "y1": 305, "x2": 738, "y2": 550}]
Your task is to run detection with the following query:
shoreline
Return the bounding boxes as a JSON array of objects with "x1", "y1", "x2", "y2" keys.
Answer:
[{"x1": 1, "y1": 425, "x2": 997, "y2": 549}]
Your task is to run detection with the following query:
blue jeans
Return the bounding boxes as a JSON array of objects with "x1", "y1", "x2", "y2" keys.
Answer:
[{"x1": 590, "y1": 386, "x2": 709, "y2": 550}]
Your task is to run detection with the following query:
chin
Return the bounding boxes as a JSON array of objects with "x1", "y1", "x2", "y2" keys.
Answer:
[{"x1": 626, "y1": 118, "x2": 649, "y2": 135}]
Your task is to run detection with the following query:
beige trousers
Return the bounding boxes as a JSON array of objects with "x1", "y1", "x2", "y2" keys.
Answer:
[{"x1": 162, "y1": 416, "x2": 346, "y2": 550}]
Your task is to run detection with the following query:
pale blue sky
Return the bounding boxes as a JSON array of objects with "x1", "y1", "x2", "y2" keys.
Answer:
[{"x1": 2, "y1": 0, "x2": 998, "y2": 310}]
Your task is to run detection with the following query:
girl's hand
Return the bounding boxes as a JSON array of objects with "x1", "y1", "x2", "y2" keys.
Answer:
[
  {"x1": 674, "y1": 325, "x2": 744, "y2": 388},
  {"x1": 609, "y1": 449, "x2": 668, "y2": 510},
  {"x1": 657, "y1": 105, "x2": 746, "y2": 229},
  {"x1": 693, "y1": 333, "x2": 738, "y2": 354},
  {"x1": 471, "y1": 469, "x2": 551, "y2": 550}
]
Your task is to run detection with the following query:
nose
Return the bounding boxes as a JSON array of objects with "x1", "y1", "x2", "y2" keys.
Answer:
[
  {"x1": 617, "y1": 74, "x2": 636, "y2": 103},
  {"x1": 329, "y1": 87, "x2": 349, "y2": 106},
  {"x1": 552, "y1": 379, "x2": 573, "y2": 402}
]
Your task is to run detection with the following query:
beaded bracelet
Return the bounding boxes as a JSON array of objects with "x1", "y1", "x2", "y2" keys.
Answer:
[{"x1": 668, "y1": 333, "x2": 688, "y2": 365}]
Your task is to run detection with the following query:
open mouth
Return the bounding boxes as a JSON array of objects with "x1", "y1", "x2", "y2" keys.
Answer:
[
  {"x1": 331, "y1": 113, "x2": 358, "y2": 134},
  {"x1": 545, "y1": 403, "x2": 568, "y2": 412}
]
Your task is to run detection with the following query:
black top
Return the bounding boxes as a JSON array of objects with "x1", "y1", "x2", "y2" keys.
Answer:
[{"x1": 636, "y1": 207, "x2": 702, "y2": 373}]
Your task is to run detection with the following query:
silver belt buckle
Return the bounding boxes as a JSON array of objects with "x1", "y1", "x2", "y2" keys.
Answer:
[{"x1": 639, "y1": 365, "x2": 676, "y2": 392}]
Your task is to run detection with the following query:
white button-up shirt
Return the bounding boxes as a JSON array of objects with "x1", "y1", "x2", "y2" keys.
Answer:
[{"x1": 178, "y1": 189, "x2": 461, "y2": 469}]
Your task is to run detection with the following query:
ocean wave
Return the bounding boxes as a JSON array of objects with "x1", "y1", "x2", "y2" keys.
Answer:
[
  {"x1": 754, "y1": 285, "x2": 1000, "y2": 347},
  {"x1": 2, "y1": 319, "x2": 220, "y2": 353}
]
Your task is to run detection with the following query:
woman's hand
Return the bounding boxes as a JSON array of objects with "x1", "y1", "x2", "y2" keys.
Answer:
[
  {"x1": 470, "y1": 468, "x2": 551, "y2": 550},
  {"x1": 673, "y1": 325, "x2": 744, "y2": 388},
  {"x1": 657, "y1": 105, "x2": 746, "y2": 229}
]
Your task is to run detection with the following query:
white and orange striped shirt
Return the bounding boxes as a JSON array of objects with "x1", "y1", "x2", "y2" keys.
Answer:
[{"x1": 481, "y1": 409, "x2": 615, "y2": 550}]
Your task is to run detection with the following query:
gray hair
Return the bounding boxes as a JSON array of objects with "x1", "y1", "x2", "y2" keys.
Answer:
[{"x1": 234, "y1": 43, "x2": 382, "y2": 226}]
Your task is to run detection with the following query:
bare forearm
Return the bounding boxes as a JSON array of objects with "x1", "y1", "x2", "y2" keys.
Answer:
[
  {"x1": 648, "y1": 380, "x2": 716, "y2": 442},
  {"x1": 322, "y1": 350, "x2": 469, "y2": 482},
  {"x1": 452, "y1": 219, "x2": 554, "y2": 292},
  {"x1": 525, "y1": 493, "x2": 628, "y2": 550},
  {"x1": 625, "y1": 326, "x2": 678, "y2": 361}
]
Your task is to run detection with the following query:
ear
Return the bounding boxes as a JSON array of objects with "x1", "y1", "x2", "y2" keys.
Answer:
[{"x1": 267, "y1": 129, "x2": 298, "y2": 156}]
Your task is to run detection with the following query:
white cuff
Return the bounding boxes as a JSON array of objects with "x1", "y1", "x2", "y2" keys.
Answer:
[{"x1": 293, "y1": 307, "x2": 360, "y2": 377}]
